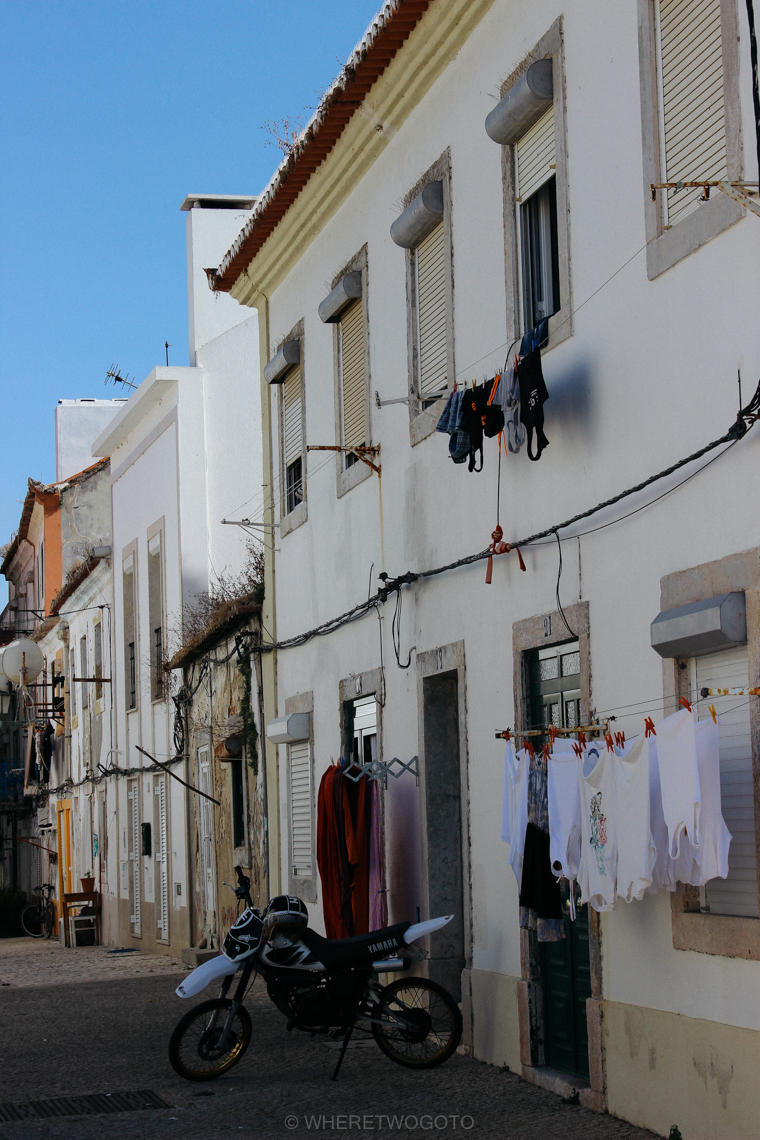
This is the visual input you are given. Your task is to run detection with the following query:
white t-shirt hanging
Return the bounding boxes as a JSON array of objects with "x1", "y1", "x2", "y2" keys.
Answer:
[
  {"x1": 671, "y1": 718, "x2": 731, "y2": 887},
  {"x1": 578, "y1": 745, "x2": 617, "y2": 912},
  {"x1": 547, "y1": 740, "x2": 582, "y2": 879},
  {"x1": 646, "y1": 737, "x2": 678, "y2": 894},
  {"x1": 655, "y1": 707, "x2": 701, "y2": 859},
  {"x1": 614, "y1": 734, "x2": 656, "y2": 903},
  {"x1": 501, "y1": 742, "x2": 529, "y2": 890}
]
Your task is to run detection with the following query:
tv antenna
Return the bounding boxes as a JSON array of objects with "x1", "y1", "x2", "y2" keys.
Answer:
[{"x1": 105, "y1": 365, "x2": 137, "y2": 392}]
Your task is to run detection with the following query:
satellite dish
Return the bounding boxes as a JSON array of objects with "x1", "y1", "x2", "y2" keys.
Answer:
[{"x1": 2, "y1": 638, "x2": 44, "y2": 684}]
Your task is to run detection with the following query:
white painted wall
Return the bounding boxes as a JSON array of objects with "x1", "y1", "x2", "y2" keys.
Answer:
[
  {"x1": 261, "y1": 0, "x2": 760, "y2": 1036},
  {"x1": 186, "y1": 204, "x2": 257, "y2": 363},
  {"x1": 55, "y1": 400, "x2": 127, "y2": 482}
]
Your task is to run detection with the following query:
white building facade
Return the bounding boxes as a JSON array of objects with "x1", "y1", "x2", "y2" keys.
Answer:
[{"x1": 209, "y1": 2, "x2": 760, "y2": 1137}]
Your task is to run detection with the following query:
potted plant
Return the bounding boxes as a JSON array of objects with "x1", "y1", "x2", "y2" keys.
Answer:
[{"x1": 81, "y1": 871, "x2": 95, "y2": 894}]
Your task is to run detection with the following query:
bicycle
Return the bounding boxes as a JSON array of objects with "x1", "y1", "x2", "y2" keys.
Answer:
[{"x1": 20, "y1": 883, "x2": 56, "y2": 939}]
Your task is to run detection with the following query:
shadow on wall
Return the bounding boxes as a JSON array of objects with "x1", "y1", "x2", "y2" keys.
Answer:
[{"x1": 543, "y1": 357, "x2": 595, "y2": 445}]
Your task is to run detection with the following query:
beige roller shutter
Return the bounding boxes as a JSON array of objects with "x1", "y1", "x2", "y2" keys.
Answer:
[
  {"x1": 340, "y1": 300, "x2": 366, "y2": 449},
  {"x1": 516, "y1": 105, "x2": 556, "y2": 201},
  {"x1": 695, "y1": 645, "x2": 758, "y2": 918},
  {"x1": 416, "y1": 221, "x2": 448, "y2": 399},
  {"x1": 289, "y1": 742, "x2": 312, "y2": 878},
  {"x1": 282, "y1": 363, "x2": 302, "y2": 468},
  {"x1": 657, "y1": 0, "x2": 727, "y2": 226}
]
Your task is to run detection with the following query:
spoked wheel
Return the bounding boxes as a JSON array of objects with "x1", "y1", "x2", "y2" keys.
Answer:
[
  {"x1": 371, "y1": 977, "x2": 463, "y2": 1069},
  {"x1": 169, "y1": 998, "x2": 252, "y2": 1081},
  {"x1": 20, "y1": 903, "x2": 49, "y2": 939}
]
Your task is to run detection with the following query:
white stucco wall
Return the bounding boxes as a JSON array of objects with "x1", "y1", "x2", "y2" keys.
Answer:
[
  {"x1": 260, "y1": 0, "x2": 760, "y2": 1039},
  {"x1": 55, "y1": 400, "x2": 127, "y2": 482}
]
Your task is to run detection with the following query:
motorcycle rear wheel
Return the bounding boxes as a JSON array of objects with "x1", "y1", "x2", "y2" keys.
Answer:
[
  {"x1": 169, "y1": 998, "x2": 252, "y2": 1081},
  {"x1": 372, "y1": 978, "x2": 462, "y2": 1069}
]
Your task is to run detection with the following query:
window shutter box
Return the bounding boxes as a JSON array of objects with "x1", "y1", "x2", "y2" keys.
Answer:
[
  {"x1": 266, "y1": 712, "x2": 311, "y2": 744},
  {"x1": 318, "y1": 271, "x2": 362, "y2": 323},
  {"x1": 485, "y1": 59, "x2": 553, "y2": 145},
  {"x1": 264, "y1": 339, "x2": 301, "y2": 384},
  {"x1": 650, "y1": 593, "x2": 747, "y2": 658},
  {"x1": 390, "y1": 182, "x2": 444, "y2": 249}
]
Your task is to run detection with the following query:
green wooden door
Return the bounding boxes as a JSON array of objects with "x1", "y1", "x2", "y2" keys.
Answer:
[{"x1": 540, "y1": 883, "x2": 591, "y2": 1078}]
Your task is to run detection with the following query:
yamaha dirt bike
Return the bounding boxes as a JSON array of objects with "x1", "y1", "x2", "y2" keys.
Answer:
[{"x1": 169, "y1": 867, "x2": 462, "y2": 1081}]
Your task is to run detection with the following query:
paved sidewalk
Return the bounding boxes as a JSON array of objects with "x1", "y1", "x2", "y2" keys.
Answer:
[
  {"x1": 0, "y1": 942, "x2": 660, "y2": 1140},
  {"x1": 0, "y1": 936, "x2": 185, "y2": 988}
]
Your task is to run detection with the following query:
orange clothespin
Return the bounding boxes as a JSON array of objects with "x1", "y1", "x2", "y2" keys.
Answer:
[
  {"x1": 577, "y1": 732, "x2": 587, "y2": 749},
  {"x1": 708, "y1": 705, "x2": 717, "y2": 724},
  {"x1": 678, "y1": 696, "x2": 693, "y2": 713},
  {"x1": 548, "y1": 724, "x2": 558, "y2": 745},
  {"x1": 503, "y1": 729, "x2": 511, "y2": 741},
  {"x1": 605, "y1": 733, "x2": 615, "y2": 752},
  {"x1": 525, "y1": 740, "x2": 535, "y2": 759},
  {"x1": 644, "y1": 717, "x2": 656, "y2": 737},
  {"x1": 542, "y1": 741, "x2": 552, "y2": 762},
  {"x1": 572, "y1": 742, "x2": 583, "y2": 758},
  {"x1": 614, "y1": 730, "x2": 626, "y2": 749},
  {"x1": 485, "y1": 525, "x2": 508, "y2": 584}
]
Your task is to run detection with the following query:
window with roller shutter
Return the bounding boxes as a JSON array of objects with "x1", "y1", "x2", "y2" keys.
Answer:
[
  {"x1": 338, "y1": 300, "x2": 367, "y2": 469},
  {"x1": 415, "y1": 222, "x2": 449, "y2": 402},
  {"x1": 517, "y1": 106, "x2": 560, "y2": 332},
  {"x1": 281, "y1": 362, "x2": 304, "y2": 514},
  {"x1": 655, "y1": 0, "x2": 728, "y2": 227}
]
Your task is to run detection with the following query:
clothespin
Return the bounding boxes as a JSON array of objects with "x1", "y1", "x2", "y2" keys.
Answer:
[
  {"x1": 644, "y1": 717, "x2": 656, "y2": 737},
  {"x1": 548, "y1": 724, "x2": 558, "y2": 745},
  {"x1": 525, "y1": 740, "x2": 535, "y2": 759},
  {"x1": 708, "y1": 705, "x2": 717, "y2": 724},
  {"x1": 577, "y1": 732, "x2": 587, "y2": 749},
  {"x1": 572, "y1": 742, "x2": 583, "y2": 758},
  {"x1": 678, "y1": 696, "x2": 693, "y2": 713},
  {"x1": 605, "y1": 733, "x2": 615, "y2": 752},
  {"x1": 614, "y1": 731, "x2": 626, "y2": 749},
  {"x1": 542, "y1": 741, "x2": 551, "y2": 762}
]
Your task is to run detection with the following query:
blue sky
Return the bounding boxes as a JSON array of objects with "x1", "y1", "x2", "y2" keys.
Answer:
[{"x1": 0, "y1": 0, "x2": 380, "y2": 543}]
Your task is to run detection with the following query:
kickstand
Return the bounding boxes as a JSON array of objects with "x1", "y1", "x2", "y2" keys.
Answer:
[{"x1": 330, "y1": 1024, "x2": 354, "y2": 1081}]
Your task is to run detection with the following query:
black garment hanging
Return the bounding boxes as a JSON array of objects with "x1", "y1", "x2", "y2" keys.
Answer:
[
  {"x1": 517, "y1": 348, "x2": 549, "y2": 462},
  {"x1": 460, "y1": 385, "x2": 487, "y2": 472},
  {"x1": 519, "y1": 822, "x2": 563, "y2": 920}
]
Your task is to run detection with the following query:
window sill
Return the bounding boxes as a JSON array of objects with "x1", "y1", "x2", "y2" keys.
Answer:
[
  {"x1": 280, "y1": 498, "x2": 308, "y2": 537},
  {"x1": 671, "y1": 888, "x2": 760, "y2": 960},
  {"x1": 409, "y1": 395, "x2": 446, "y2": 447},
  {"x1": 646, "y1": 193, "x2": 744, "y2": 280},
  {"x1": 337, "y1": 456, "x2": 372, "y2": 498}
]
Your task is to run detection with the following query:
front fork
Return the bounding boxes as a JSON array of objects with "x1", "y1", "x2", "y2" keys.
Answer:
[{"x1": 210, "y1": 962, "x2": 254, "y2": 1051}]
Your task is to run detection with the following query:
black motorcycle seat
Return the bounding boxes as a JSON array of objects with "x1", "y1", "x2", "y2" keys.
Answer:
[{"x1": 301, "y1": 921, "x2": 410, "y2": 970}]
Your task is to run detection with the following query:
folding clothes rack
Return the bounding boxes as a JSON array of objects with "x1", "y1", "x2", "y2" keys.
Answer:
[{"x1": 494, "y1": 721, "x2": 611, "y2": 741}]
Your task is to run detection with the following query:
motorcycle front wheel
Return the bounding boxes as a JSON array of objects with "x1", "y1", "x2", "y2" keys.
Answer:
[
  {"x1": 169, "y1": 998, "x2": 252, "y2": 1081},
  {"x1": 372, "y1": 977, "x2": 463, "y2": 1069}
]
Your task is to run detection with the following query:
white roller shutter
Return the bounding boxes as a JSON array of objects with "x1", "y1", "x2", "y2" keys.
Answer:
[
  {"x1": 339, "y1": 301, "x2": 367, "y2": 449},
  {"x1": 282, "y1": 364, "x2": 303, "y2": 468},
  {"x1": 695, "y1": 645, "x2": 758, "y2": 918},
  {"x1": 289, "y1": 741, "x2": 312, "y2": 878},
  {"x1": 156, "y1": 777, "x2": 169, "y2": 937},
  {"x1": 416, "y1": 222, "x2": 448, "y2": 399},
  {"x1": 516, "y1": 106, "x2": 556, "y2": 201},
  {"x1": 128, "y1": 783, "x2": 141, "y2": 935},
  {"x1": 656, "y1": 0, "x2": 727, "y2": 226}
]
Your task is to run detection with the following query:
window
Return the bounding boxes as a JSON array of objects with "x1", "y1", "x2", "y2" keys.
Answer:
[
  {"x1": 79, "y1": 634, "x2": 88, "y2": 710},
  {"x1": 414, "y1": 221, "x2": 449, "y2": 405},
  {"x1": 122, "y1": 553, "x2": 137, "y2": 710},
  {"x1": 69, "y1": 648, "x2": 77, "y2": 718},
  {"x1": 93, "y1": 621, "x2": 103, "y2": 702},
  {"x1": 691, "y1": 645, "x2": 758, "y2": 918},
  {"x1": 528, "y1": 640, "x2": 581, "y2": 738},
  {"x1": 281, "y1": 363, "x2": 304, "y2": 514},
  {"x1": 350, "y1": 695, "x2": 377, "y2": 767},
  {"x1": 338, "y1": 300, "x2": 367, "y2": 469},
  {"x1": 289, "y1": 741, "x2": 312, "y2": 879},
  {"x1": 654, "y1": 0, "x2": 728, "y2": 228},
  {"x1": 148, "y1": 533, "x2": 163, "y2": 701}
]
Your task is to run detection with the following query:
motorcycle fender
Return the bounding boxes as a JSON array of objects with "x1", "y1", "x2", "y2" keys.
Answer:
[
  {"x1": 403, "y1": 915, "x2": 454, "y2": 944},
  {"x1": 175, "y1": 954, "x2": 239, "y2": 999}
]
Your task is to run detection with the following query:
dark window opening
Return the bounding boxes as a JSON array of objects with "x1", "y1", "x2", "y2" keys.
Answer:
[
  {"x1": 79, "y1": 635, "x2": 88, "y2": 710},
  {"x1": 94, "y1": 624, "x2": 103, "y2": 701},
  {"x1": 521, "y1": 176, "x2": 560, "y2": 333},
  {"x1": 286, "y1": 457, "x2": 303, "y2": 515},
  {"x1": 231, "y1": 757, "x2": 245, "y2": 848},
  {"x1": 128, "y1": 643, "x2": 136, "y2": 709},
  {"x1": 153, "y1": 626, "x2": 163, "y2": 700},
  {"x1": 527, "y1": 638, "x2": 580, "y2": 744}
]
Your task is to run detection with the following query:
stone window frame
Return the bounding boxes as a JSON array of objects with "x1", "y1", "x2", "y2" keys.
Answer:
[
  {"x1": 404, "y1": 150, "x2": 455, "y2": 448},
  {"x1": 284, "y1": 689, "x2": 316, "y2": 904},
  {"x1": 274, "y1": 318, "x2": 308, "y2": 538},
  {"x1": 511, "y1": 602, "x2": 605, "y2": 1112},
  {"x1": 330, "y1": 246, "x2": 372, "y2": 498},
  {"x1": 500, "y1": 18, "x2": 573, "y2": 355},
  {"x1": 636, "y1": 0, "x2": 744, "y2": 281},
  {"x1": 659, "y1": 548, "x2": 760, "y2": 961}
]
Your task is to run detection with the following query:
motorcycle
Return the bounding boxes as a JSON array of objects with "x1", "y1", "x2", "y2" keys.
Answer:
[{"x1": 169, "y1": 867, "x2": 463, "y2": 1082}]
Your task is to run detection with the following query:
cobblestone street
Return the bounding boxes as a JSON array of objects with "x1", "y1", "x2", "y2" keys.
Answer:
[{"x1": 0, "y1": 937, "x2": 660, "y2": 1140}]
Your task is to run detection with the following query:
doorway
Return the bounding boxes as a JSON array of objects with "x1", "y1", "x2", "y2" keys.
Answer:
[{"x1": 421, "y1": 669, "x2": 465, "y2": 1001}]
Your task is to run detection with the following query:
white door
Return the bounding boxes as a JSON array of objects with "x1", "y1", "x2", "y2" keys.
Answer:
[{"x1": 693, "y1": 644, "x2": 758, "y2": 917}]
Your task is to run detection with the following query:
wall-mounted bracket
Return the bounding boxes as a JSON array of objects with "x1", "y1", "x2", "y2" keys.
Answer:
[{"x1": 307, "y1": 444, "x2": 381, "y2": 476}]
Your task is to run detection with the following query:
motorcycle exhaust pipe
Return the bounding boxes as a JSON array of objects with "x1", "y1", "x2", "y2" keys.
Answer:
[{"x1": 372, "y1": 957, "x2": 410, "y2": 972}]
